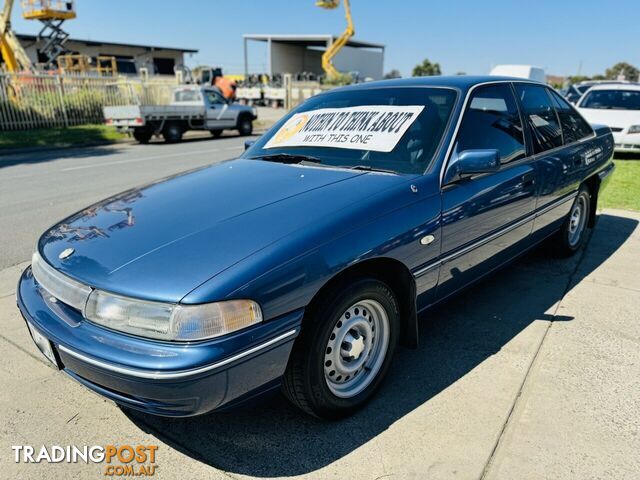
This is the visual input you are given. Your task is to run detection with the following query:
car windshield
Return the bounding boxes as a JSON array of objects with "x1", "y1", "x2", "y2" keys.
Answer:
[
  {"x1": 576, "y1": 84, "x2": 592, "y2": 94},
  {"x1": 244, "y1": 87, "x2": 457, "y2": 174},
  {"x1": 581, "y1": 89, "x2": 640, "y2": 110}
]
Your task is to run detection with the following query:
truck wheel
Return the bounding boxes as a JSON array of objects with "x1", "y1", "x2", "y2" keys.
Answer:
[
  {"x1": 162, "y1": 123, "x2": 183, "y2": 143},
  {"x1": 555, "y1": 185, "x2": 591, "y2": 257},
  {"x1": 132, "y1": 128, "x2": 152, "y2": 144},
  {"x1": 237, "y1": 117, "x2": 253, "y2": 136},
  {"x1": 282, "y1": 278, "x2": 399, "y2": 419},
  {"x1": 210, "y1": 129, "x2": 223, "y2": 138}
]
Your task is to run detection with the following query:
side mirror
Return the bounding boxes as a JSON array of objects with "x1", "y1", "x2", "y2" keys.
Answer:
[
  {"x1": 444, "y1": 149, "x2": 500, "y2": 184},
  {"x1": 244, "y1": 140, "x2": 255, "y2": 151}
]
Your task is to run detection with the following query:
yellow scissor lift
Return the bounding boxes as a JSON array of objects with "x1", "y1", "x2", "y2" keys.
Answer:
[
  {"x1": 22, "y1": 0, "x2": 76, "y2": 69},
  {"x1": 21, "y1": 0, "x2": 75, "y2": 20}
]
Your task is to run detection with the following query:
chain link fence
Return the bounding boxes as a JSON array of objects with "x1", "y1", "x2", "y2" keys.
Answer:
[{"x1": 0, "y1": 73, "x2": 177, "y2": 131}]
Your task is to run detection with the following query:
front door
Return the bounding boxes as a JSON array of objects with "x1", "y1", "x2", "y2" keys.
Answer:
[
  {"x1": 437, "y1": 83, "x2": 537, "y2": 299},
  {"x1": 205, "y1": 90, "x2": 236, "y2": 129}
]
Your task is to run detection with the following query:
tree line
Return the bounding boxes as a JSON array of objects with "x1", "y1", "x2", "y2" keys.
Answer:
[{"x1": 384, "y1": 59, "x2": 639, "y2": 84}]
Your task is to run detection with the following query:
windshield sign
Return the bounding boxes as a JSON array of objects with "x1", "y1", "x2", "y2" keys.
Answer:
[
  {"x1": 265, "y1": 105, "x2": 424, "y2": 152},
  {"x1": 245, "y1": 87, "x2": 457, "y2": 175}
]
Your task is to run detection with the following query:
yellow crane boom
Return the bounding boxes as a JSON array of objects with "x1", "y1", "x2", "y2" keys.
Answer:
[
  {"x1": 1, "y1": 0, "x2": 34, "y2": 72},
  {"x1": 316, "y1": 0, "x2": 354, "y2": 79}
]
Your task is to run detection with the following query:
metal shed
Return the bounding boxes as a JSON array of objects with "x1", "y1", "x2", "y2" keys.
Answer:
[{"x1": 243, "y1": 34, "x2": 385, "y2": 80}]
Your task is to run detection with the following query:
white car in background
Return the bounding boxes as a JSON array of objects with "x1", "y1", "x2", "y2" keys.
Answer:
[{"x1": 577, "y1": 84, "x2": 640, "y2": 153}]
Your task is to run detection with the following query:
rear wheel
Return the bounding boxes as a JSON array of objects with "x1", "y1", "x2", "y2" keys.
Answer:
[
  {"x1": 162, "y1": 123, "x2": 183, "y2": 143},
  {"x1": 555, "y1": 185, "x2": 591, "y2": 256},
  {"x1": 282, "y1": 278, "x2": 399, "y2": 419},
  {"x1": 210, "y1": 129, "x2": 223, "y2": 138},
  {"x1": 132, "y1": 128, "x2": 152, "y2": 144},
  {"x1": 237, "y1": 116, "x2": 253, "y2": 136}
]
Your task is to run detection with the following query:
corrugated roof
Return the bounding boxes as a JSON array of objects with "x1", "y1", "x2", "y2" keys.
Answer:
[
  {"x1": 243, "y1": 34, "x2": 384, "y2": 50},
  {"x1": 17, "y1": 34, "x2": 198, "y2": 53}
]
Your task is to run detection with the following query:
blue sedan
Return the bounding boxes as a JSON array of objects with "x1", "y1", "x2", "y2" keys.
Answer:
[{"x1": 17, "y1": 76, "x2": 615, "y2": 419}]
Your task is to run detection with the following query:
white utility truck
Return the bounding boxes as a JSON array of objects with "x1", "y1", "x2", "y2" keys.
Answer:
[{"x1": 104, "y1": 85, "x2": 257, "y2": 143}]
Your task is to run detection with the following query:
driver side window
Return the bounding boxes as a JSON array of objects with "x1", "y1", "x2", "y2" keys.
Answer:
[
  {"x1": 206, "y1": 91, "x2": 225, "y2": 105},
  {"x1": 455, "y1": 84, "x2": 526, "y2": 165}
]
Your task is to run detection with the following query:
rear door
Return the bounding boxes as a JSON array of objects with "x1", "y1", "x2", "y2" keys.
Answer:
[
  {"x1": 437, "y1": 83, "x2": 537, "y2": 299},
  {"x1": 514, "y1": 84, "x2": 593, "y2": 239}
]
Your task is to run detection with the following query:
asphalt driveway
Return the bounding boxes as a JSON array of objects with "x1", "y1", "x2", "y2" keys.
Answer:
[{"x1": 0, "y1": 205, "x2": 638, "y2": 479}]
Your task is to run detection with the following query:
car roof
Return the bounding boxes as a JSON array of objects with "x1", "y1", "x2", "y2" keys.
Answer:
[
  {"x1": 331, "y1": 75, "x2": 545, "y2": 94},
  {"x1": 585, "y1": 83, "x2": 640, "y2": 92}
]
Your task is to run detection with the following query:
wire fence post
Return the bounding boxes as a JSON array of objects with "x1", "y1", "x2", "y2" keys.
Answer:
[
  {"x1": 56, "y1": 76, "x2": 70, "y2": 128},
  {"x1": 284, "y1": 73, "x2": 292, "y2": 111}
]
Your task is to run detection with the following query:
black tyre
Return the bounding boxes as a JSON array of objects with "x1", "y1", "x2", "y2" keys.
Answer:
[
  {"x1": 132, "y1": 128, "x2": 152, "y2": 144},
  {"x1": 282, "y1": 278, "x2": 399, "y2": 419},
  {"x1": 555, "y1": 185, "x2": 591, "y2": 256},
  {"x1": 210, "y1": 129, "x2": 223, "y2": 138},
  {"x1": 162, "y1": 123, "x2": 183, "y2": 143},
  {"x1": 237, "y1": 116, "x2": 253, "y2": 136}
]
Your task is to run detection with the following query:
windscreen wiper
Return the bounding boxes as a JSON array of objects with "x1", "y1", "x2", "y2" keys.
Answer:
[
  {"x1": 250, "y1": 153, "x2": 322, "y2": 164},
  {"x1": 343, "y1": 165, "x2": 399, "y2": 174}
]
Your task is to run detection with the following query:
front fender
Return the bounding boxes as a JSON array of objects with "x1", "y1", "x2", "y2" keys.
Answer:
[{"x1": 182, "y1": 185, "x2": 442, "y2": 323}]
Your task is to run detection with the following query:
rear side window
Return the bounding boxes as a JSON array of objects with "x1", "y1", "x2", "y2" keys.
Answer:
[
  {"x1": 174, "y1": 90, "x2": 202, "y2": 102},
  {"x1": 516, "y1": 85, "x2": 563, "y2": 154},
  {"x1": 454, "y1": 84, "x2": 526, "y2": 164},
  {"x1": 548, "y1": 90, "x2": 593, "y2": 143}
]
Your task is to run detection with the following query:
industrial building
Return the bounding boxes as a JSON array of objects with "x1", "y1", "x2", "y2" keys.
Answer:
[
  {"x1": 14, "y1": 33, "x2": 198, "y2": 75},
  {"x1": 243, "y1": 34, "x2": 385, "y2": 80}
]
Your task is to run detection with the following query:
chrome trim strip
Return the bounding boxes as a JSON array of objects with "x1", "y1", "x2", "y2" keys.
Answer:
[
  {"x1": 412, "y1": 215, "x2": 532, "y2": 277},
  {"x1": 58, "y1": 329, "x2": 298, "y2": 380},
  {"x1": 534, "y1": 192, "x2": 578, "y2": 217},
  {"x1": 412, "y1": 191, "x2": 578, "y2": 278}
]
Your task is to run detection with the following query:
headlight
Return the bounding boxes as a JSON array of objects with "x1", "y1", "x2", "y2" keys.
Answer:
[
  {"x1": 252, "y1": 106, "x2": 258, "y2": 117},
  {"x1": 84, "y1": 290, "x2": 262, "y2": 341},
  {"x1": 628, "y1": 125, "x2": 640, "y2": 134}
]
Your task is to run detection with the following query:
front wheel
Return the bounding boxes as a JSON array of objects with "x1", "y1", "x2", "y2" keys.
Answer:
[
  {"x1": 555, "y1": 185, "x2": 591, "y2": 256},
  {"x1": 282, "y1": 278, "x2": 399, "y2": 419}
]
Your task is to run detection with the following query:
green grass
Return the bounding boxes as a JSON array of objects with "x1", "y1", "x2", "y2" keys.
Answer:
[
  {"x1": 600, "y1": 158, "x2": 640, "y2": 212},
  {"x1": 0, "y1": 125, "x2": 126, "y2": 150}
]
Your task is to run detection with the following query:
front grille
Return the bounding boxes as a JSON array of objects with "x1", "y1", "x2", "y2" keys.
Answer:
[
  {"x1": 31, "y1": 252, "x2": 92, "y2": 312},
  {"x1": 610, "y1": 127, "x2": 623, "y2": 132}
]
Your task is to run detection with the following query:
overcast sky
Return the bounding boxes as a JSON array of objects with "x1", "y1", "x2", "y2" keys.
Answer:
[{"x1": 11, "y1": 0, "x2": 640, "y2": 77}]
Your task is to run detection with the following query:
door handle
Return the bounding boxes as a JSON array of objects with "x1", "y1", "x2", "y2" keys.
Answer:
[{"x1": 522, "y1": 172, "x2": 535, "y2": 187}]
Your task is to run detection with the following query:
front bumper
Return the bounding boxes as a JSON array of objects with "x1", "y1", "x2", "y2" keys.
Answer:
[{"x1": 17, "y1": 267, "x2": 301, "y2": 416}]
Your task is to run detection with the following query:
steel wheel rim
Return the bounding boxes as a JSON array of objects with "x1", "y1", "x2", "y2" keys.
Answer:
[
  {"x1": 324, "y1": 299, "x2": 390, "y2": 398},
  {"x1": 568, "y1": 195, "x2": 587, "y2": 247}
]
